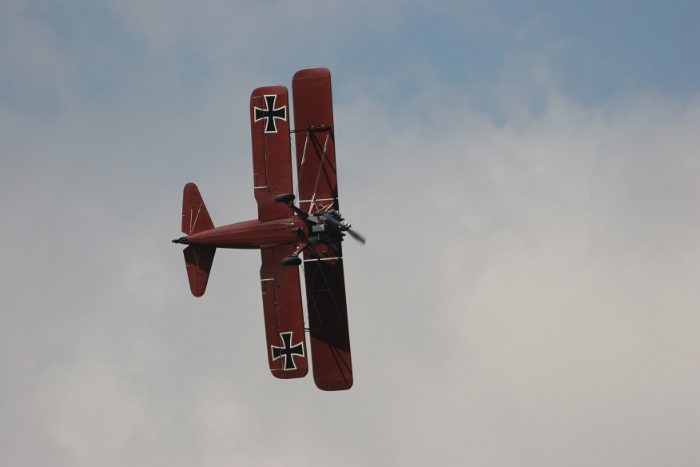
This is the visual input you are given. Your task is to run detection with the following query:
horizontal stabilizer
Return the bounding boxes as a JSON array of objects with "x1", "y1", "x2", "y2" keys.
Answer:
[
  {"x1": 183, "y1": 245, "x2": 216, "y2": 297},
  {"x1": 182, "y1": 182, "x2": 215, "y2": 235}
]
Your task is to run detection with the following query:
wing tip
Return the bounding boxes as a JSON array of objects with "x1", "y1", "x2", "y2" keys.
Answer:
[
  {"x1": 293, "y1": 67, "x2": 331, "y2": 82},
  {"x1": 270, "y1": 367, "x2": 309, "y2": 380},
  {"x1": 314, "y1": 377, "x2": 353, "y2": 391}
]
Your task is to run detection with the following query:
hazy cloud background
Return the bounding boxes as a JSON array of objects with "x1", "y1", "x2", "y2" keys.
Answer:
[{"x1": 1, "y1": 1, "x2": 698, "y2": 465}]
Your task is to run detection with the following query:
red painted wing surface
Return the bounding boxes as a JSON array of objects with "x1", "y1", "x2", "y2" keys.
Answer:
[
  {"x1": 293, "y1": 67, "x2": 353, "y2": 390},
  {"x1": 250, "y1": 85, "x2": 295, "y2": 222},
  {"x1": 260, "y1": 245, "x2": 307, "y2": 378},
  {"x1": 250, "y1": 86, "x2": 307, "y2": 378},
  {"x1": 303, "y1": 257, "x2": 352, "y2": 390}
]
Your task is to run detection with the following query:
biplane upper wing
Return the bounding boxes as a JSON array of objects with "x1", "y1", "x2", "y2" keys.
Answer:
[
  {"x1": 292, "y1": 67, "x2": 353, "y2": 390},
  {"x1": 251, "y1": 85, "x2": 307, "y2": 378},
  {"x1": 250, "y1": 85, "x2": 294, "y2": 221},
  {"x1": 260, "y1": 244, "x2": 308, "y2": 378}
]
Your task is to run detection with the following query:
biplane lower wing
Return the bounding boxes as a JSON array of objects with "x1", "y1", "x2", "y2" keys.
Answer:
[
  {"x1": 260, "y1": 244, "x2": 308, "y2": 378},
  {"x1": 292, "y1": 68, "x2": 338, "y2": 210},
  {"x1": 304, "y1": 255, "x2": 353, "y2": 390},
  {"x1": 293, "y1": 68, "x2": 353, "y2": 390}
]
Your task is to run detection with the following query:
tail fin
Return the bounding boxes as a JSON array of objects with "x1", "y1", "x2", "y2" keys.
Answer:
[
  {"x1": 181, "y1": 183, "x2": 216, "y2": 297},
  {"x1": 183, "y1": 245, "x2": 216, "y2": 297},
  {"x1": 182, "y1": 182, "x2": 215, "y2": 235}
]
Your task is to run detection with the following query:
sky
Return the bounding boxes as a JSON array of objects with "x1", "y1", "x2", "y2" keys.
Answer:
[{"x1": 1, "y1": 0, "x2": 699, "y2": 465}]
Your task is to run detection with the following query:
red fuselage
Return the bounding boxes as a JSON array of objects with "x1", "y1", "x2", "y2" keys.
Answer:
[{"x1": 183, "y1": 217, "x2": 305, "y2": 249}]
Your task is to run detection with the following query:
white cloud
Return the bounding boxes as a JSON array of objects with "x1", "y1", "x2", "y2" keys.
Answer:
[{"x1": 335, "y1": 89, "x2": 700, "y2": 465}]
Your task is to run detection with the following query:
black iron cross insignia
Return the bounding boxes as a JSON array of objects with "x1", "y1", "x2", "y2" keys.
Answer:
[
  {"x1": 271, "y1": 332, "x2": 304, "y2": 370},
  {"x1": 254, "y1": 95, "x2": 287, "y2": 133}
]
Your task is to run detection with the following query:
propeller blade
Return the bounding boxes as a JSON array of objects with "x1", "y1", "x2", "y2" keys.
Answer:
[
  {"x1": 347, "y1": 229, "x2": 366, "y2": 245},
  {"x1": 322, "y1": 212, "x2": 341, "y2": 225},
  {"x1": 322, "y1": 212, "x2": 365, "y2": 244}
]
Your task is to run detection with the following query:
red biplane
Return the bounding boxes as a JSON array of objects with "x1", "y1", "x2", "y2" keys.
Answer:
[{"x1": 172, "y1": 68, "x2": 363, "y2": 391}]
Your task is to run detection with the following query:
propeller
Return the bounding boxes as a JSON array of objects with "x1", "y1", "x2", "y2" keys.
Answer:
[
  {"x1": 322, "y1": 212, "x2": 366, "y2": 245},
  {"x1": 275, "y1": 195, "x2": 365, "y2": 245},
  {"x1": 346, "y1": 228, "x2": 366, "y2": 245}
]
